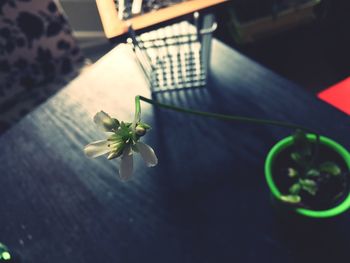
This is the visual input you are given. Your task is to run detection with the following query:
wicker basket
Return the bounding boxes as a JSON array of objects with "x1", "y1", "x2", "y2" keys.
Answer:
[{"x1": 128, "y1": 12, "x2": 216, "y2": 92}]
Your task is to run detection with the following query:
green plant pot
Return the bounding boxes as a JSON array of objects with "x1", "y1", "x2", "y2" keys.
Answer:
[{"x1": 265, "y1": 134, "x2": 350, "y2": 218}]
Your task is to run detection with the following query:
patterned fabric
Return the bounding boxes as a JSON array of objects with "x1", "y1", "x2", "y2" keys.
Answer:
[{"x1": 0, "y1": 0, "x2": 84, "y2": 133}]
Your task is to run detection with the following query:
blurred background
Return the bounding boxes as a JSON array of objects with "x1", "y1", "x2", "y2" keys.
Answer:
[
  {"x1": 1, "y1": 0, "x2": 349, "y2": 132},
  {"x1": 59, "y1": 0, "x2": 350, "y2": 94}
]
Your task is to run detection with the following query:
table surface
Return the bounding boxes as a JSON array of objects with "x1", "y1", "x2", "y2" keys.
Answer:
[{"x1": 0, "y1": 40, "x2": 349, "y2": 263}]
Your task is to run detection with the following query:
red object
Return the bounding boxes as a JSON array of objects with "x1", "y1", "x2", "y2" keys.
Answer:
[{"x1": 318, "y1": 77, "x2": 350, "y2": 115}]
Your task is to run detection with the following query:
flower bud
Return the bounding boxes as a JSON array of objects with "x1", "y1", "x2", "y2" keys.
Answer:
[{"x1": 135, "y1": 125, "x2": 146, "y2": 136}]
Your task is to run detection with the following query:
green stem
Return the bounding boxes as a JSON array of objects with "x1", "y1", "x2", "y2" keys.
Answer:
[
  {"x1": 135, "y1": 95, "x2": 319, "y2": 138},
  {"x1": 132, "y1": 95, "x2": 142, "y2": 130}
]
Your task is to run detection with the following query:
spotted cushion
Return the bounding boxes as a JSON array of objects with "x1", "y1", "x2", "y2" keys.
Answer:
[{"x1": 0, "y1": 0, "x2": 85, "y2": 133}]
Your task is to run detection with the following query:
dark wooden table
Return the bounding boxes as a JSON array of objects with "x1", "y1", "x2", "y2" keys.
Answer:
[{"x1": 0, "y1": 41, "x2": 349, "y2": 263}]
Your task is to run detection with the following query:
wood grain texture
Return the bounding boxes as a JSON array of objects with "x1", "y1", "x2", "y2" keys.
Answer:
[{"x1": 0, "y1": 41, "x2": 349, "y2": 263}]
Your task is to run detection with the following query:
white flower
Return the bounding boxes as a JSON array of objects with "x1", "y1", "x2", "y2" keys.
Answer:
[
  {"x1": 119, "y1": 142, "x2": 158, "y2": 180},
  {"x1": 135, "y1": 141, "x2": 158, "y2": 167},
  {"x1": 84, "y1": 111, "x2": 157, "y2": 180},
  {"x1": 93, "y1": 111, "x2": 120, "y2": 132},
  {"x1": 84, "y1": 139, "x2": 114, "y2": 158}
]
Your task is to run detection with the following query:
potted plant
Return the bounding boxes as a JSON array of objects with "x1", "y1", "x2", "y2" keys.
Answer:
[
  {"x1": 265, "y1": 131, "x2": 350, "y2": 218},
  {"x1": 84, "y1": 95, "x2": 350, "y2": 218}
]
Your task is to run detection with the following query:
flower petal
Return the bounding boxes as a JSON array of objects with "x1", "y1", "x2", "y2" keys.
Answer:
[
  {"x1": 93, "y1": 111, "x2": 118, "y2": 132},
  {"x1": 84, "y1": 140, "x2": 111, "y2": 158},
  {"x1": 119, "y1": 146, "x2": 134, "y2": 180},
  {"x1": 136, "y1": 142, "x2": 158, "y2": 167}
]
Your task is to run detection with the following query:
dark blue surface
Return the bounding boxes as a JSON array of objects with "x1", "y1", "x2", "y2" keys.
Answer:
[{"x1": 0, "y1": 41, "x2": 349, "y2": 263}]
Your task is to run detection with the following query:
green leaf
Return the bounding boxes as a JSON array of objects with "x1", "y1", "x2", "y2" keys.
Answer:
[
  {"x1": 289, "y1": 183, "x2": 301, "y2": 195},
  {"x1": 292, "y1": 130, "x2": 312, "y2": 162},
  {"x1": 293, "y1": 129, "x2": 308, "y2": 143},
  {"x1": 299, "y1": 179, "x2": 318, "y2": 195},
  {"x1": 291, "y1": 152, "x2": 302, "y2": 163},
  {"x1": 293, "y1": 130, "x2": 311, "y2": 150},
  {"x1": 287, "y1": 168, "x2": 298, "y2": 178},
  {"x1": 306, "y1": 169, "x2": 320, "y2": 177},
  {"x1": 319, "y1": 162, "x2": 341, "y2": 176},
  {"x1": 293, "y1": 129, "x2": 309, "y2": 145},
  {"x1": 280, "y1": 195, "x2": 301, "y2": 204}
]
